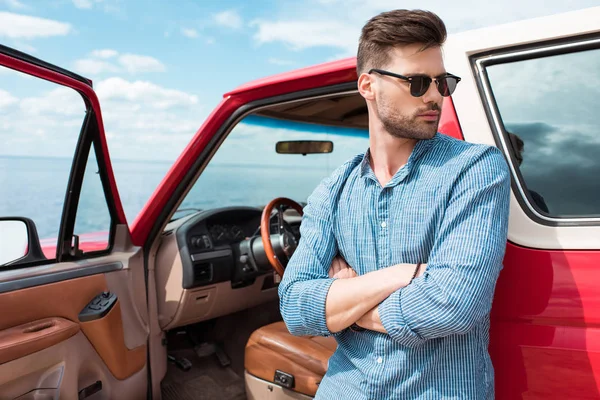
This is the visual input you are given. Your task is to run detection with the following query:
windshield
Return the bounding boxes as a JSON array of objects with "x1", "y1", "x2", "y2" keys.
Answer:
[{"x1": 175, "y1": 114, "x2": 369, "y2": 218}]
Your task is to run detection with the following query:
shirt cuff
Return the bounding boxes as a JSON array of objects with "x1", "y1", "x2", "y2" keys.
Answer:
[
  {"x1": 300, "y1": 277, "x2": 338, "y2": 336},
  {"x1": 378, "y1": 289, "x2": 424, "y2": 347}
]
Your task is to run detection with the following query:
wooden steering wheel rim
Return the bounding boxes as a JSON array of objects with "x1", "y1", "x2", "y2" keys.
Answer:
[{"x1": 260, "y1": 197, "x2": 304, "y2": 277}]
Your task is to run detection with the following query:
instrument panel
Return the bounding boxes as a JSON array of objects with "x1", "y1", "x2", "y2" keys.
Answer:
[{"x1": 208, "y1": 223, "x2": 248, "y2": 246}]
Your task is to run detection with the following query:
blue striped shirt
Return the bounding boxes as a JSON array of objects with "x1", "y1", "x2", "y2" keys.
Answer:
[{"x1": 278, "y1": 133, "x2": 511, "y2": 399}]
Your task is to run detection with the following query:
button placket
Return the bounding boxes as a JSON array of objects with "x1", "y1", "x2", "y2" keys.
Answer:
[{"x1": 377, "y1": 188, "x2": 388, "y2": 269}]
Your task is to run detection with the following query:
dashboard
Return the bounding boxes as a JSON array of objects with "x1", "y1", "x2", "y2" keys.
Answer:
[{"x1": 155, "y1": 205, "x2": 302, "y2": 331}]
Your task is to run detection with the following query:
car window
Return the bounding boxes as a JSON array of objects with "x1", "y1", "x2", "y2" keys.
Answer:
[
  {"x1": 0, "y1": 64, "x2": 111, "y2": 264},
  {"x1": 486, "y1": 47, "x2": 600, "y2": 218},
  {"x1": 175, "y1": 114, "x2": 369, "y2": 217},
  {"x1": 73, "y1": 147, "x2": 112, "y2": 253}
]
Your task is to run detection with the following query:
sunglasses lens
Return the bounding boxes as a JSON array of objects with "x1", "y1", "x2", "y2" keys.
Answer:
[
  {"x1": 438, "y1": 77, "x2": 459, "y2": 97},
  {"x1": 410, "y1": 77, "x2": 429, "y2": 97}
]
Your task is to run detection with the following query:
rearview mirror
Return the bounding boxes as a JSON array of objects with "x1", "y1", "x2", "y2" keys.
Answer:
[
  {"x1": 0, "y1": 217, "x2": 46, "y2": 266},
  {"x1": 276, "y1": 140, "x2": 333, "y2": 155}
]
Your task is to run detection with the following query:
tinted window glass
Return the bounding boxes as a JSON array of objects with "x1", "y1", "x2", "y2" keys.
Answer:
[
  {"x1": 175, "y1": 115, "x2": 369, "y2": 219},
  {"x1": 0, "y1": 65, "x2": 85, "y2": 261},
  {"x1": 73, "y1": 147, "x2": 111, "y2": 253},
  {"x1": 487, "y1": 48, "x2": 600, "y2": 218}
]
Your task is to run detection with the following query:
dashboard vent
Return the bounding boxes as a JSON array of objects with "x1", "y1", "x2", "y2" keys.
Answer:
[{"x1": 193, "y1": 262, "x2": 213, "y2": 285}]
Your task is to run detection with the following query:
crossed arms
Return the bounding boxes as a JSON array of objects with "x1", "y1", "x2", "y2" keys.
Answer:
[{"x1": 278, "y1": 148, "x2": 511, "y2": 347}]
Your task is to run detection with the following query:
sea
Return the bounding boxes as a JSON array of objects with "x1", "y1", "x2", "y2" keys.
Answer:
[{"x1": 0, "y1": 155, "x2": 331, "y2": 241}]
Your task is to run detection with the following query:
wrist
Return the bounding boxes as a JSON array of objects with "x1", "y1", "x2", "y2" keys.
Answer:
[{"x1": 409, "y1": 263, "x2": 422, "y2": 284}]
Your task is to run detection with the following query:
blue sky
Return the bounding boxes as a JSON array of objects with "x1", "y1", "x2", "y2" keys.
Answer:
[{"x1": 0, "y1": 0, "x2": 598, "y2": 163}]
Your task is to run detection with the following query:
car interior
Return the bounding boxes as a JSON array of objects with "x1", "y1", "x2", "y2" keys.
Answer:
[
  {"x1": 0, "y1": 63, "x2": 369, "y2": 399},
  {"x1": 153, "y1": 90, "x2": 370, "y2": 400}
]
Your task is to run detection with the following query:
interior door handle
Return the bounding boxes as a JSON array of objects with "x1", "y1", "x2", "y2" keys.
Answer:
[
  {"x1": 79, "y1": 380, "x2": 102, "y2": 399},
  {"x1": 0, "y1": 317, "x2": 80, "y2": 364}
]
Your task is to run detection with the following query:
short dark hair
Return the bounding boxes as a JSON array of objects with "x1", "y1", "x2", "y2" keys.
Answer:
[{"x1": 357, "y1": 9, "x2": 447, "y2": 75}]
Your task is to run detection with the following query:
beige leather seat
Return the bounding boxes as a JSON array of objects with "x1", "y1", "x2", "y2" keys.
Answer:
[{"x1": 245, "y1": 321, "x2": 337, "y2": 397}]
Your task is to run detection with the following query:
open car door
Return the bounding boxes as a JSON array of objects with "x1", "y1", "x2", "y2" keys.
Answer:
[{"x1": 0, "y1": 46, "x2": 149, "y2": 399}]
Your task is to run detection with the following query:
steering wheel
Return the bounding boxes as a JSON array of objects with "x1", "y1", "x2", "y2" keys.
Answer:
[{"x1": 260, "y1": 197, "x2": 304, "y2": 276}]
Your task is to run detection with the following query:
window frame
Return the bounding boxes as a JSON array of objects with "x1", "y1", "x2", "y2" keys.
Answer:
[
  {"x1": 57, "y1": 108, "x2": 118, "y2": 263},
  {"x1": 0, "y1": 52, "x2": 120, "y2": 270},
  {"x1": 146, "y1": 83, "x2": 359, "y2": 249},
  {"x1": 472, "y1": 33, "x2": 600, "y2": 227}
]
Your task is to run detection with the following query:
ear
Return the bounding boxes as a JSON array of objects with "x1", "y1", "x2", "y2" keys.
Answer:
[{"x1": 358, "y1": 72, "x2": 375, "y2": 101}]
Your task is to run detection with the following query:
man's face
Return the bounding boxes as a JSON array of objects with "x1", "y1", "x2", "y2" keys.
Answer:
[{"x1": 372, "y1": 44, "x2": 446, "y2": 140}]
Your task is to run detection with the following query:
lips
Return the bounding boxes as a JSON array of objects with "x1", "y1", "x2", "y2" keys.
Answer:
[
  {"x1": 418, "y1": 111, "x2": 440, "y2": 117},
  {"x1": 417, "y1": 111, "x2": 439, "y2": 121}
]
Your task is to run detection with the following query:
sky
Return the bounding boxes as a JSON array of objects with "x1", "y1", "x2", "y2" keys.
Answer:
[{"x1": 0, "y1": 0, "x2": 598, "y2": 164}]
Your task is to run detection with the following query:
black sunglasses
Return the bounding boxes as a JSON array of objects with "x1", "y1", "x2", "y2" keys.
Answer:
[{"x1": 368, "y1": 68, "x2": 461, "y2": 97}]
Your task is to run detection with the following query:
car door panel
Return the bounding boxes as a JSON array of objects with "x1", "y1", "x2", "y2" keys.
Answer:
[
  {"x1": 440, "y1": 8, "x2": 600, "y2": 398},
  {"x1": 80, "y1": 299, "x2": 146, "y2": 380},
  {"x1": 0, "y1": 317, "x2": 79, "y2": 364},
  {"x1": 0, "y1": 253, "x2": 149, "y2": 399},
  {"x1": 0, "y1": 47, "x2": 149, "y2": 399},
  {"x1": 0, "y1": 333, "x2": 147, "y2": 400}
]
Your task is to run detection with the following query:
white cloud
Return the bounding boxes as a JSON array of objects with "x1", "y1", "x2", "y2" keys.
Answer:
[
  {"x1": 95, "y1": 77, "x2": 198, "y2": 110},
  {"x1": 0, "y1": 89, "x2": 18, "y2": 109},
  {"x1": 20, "y1": 87, "x2": 85, "y2": 116},
  {"x1": 91, "y1": 49, "x2": 118, "y2": 59},
  {"x1": 253, "y1": 19, "x2": 357, "y2": 52},
  {"x1": 250, "y1": 0, "x2": 599, "y2": 53},
  {"x1": 73, "y1": 51, "x2": 166, "y2": 76},
  {"x1": 0, "y1": 12, "x2": 71, "y2": 39},
  {"x1": 213, "y1": 10, "x2": 243, "y2": 30},
  {"x1": 0, "y1": 71, "x2": 203, "y2": 165},
  {"x1": 268, "y1": 58, "x2": 294, "y2": 66},
  {"x1": 118, "y1": 54, "x2": 166, "y2": 74},
  {"x1": 74, "y1": 59, "x2": 120, "y2": 75},
  {"x1": 181, "y1": 28, "x2": 199, "y2": 38}
]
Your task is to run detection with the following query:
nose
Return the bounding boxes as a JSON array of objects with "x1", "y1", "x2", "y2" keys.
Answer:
[{"x1": 421, "y1": 80, "x2": 443, "y2": 105}]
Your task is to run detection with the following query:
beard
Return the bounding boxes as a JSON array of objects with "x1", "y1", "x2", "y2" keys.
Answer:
[{"x1": 376, "y1": 94, "x2": 440, "y2": 140}]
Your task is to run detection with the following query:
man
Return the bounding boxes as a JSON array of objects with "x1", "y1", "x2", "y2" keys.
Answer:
[{"x1": 278, "y1": 9, "x2": 510, "y2": 400}]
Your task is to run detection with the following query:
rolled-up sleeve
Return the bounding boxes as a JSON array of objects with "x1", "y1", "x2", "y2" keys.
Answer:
[
  {"x1": 378, "y1": 146, "x2": 511, "y2": 347},
  {"x1": 278, "y1": 176, "x2": 339, "y2": 337}
]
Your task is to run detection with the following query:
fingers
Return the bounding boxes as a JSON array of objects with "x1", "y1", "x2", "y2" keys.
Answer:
[
  {"x1": 329, "y1": 256, "x2": 356, "y2": 279},
  {"x1": 333, "y1": 267, "x2": 357, "y2": 279},
  {"x1": 328, "y1": 257, "x2": 343, "y2": 278}
]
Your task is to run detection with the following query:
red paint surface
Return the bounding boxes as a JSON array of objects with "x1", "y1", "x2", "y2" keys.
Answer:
[
  {"x1": 439, "y1": 97, "x2": 464, "y2": 140},
  {"x1": 10, "y1": 50, "x2": 600, "y2": 398},
  {"x1": 491, "y1": 243, "x2": 600, "y2": 398}
]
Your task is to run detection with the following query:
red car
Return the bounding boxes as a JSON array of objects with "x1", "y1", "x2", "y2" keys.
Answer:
[{"x1": 0, "y1": 6, "x2": 599, "y2": 400}]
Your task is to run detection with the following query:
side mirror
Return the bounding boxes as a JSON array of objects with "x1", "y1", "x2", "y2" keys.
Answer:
[{"x1": 0, "y1": 217, "x2": 46, "y2": 266}]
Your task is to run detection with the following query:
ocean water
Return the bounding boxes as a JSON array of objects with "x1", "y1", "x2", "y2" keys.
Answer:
[{"x1": 0, "y1": 155, "x2": 331, "y2": 241}]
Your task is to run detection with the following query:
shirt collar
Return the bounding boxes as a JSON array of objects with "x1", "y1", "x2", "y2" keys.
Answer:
[{"x1": 359, "y1": 133, "x2": 439, "y2": 186}]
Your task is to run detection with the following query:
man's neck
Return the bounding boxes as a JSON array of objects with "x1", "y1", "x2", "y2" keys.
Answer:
[{"x1": 368, "y1": 130, "x2": 418, "y2": 187}]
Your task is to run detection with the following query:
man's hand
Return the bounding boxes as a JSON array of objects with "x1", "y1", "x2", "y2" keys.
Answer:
[
  {"x1": 356, "y1": 306, "x2": 385, "y2": 333},
  {"x1": 354, "y1": 263, "x2": 427, "y2": 333},
  {"x1": 324, "y1": 261, "x2": 425, "y2": 333},
  {"x1": 328, "y1": 256, "x2": 357, "y2": 279}
]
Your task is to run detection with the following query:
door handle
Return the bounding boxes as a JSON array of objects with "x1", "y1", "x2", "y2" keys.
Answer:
[
  {"x1": 79, "y1": 380, "x2": 102, "y2": 399},
  {"x1": 0, "y1": 317, "x2": 80, "y2": 363}
]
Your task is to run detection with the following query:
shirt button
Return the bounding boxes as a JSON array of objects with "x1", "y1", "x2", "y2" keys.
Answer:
[
  {"x1": 381, "y1": 221, "x2": 387, "y2": 228},
  {"x1": 377, "y1": 357, "x2": 383, "y2": 364}
]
